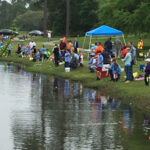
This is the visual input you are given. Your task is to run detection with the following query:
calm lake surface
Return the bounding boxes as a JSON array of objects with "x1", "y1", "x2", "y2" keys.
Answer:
[{"x1": 0, "y1": 63, "x2": 150, "y2": 150}]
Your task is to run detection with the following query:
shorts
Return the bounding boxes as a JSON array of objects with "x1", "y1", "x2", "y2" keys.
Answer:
[
  {"x1": 96, "y1": 67, "x2": 102, "y2": 72},
  {"x1": 65, "y1": 62, "x2": 70, "y2": 68}
]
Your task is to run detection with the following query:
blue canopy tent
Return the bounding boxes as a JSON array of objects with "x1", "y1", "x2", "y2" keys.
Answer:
[{"x1": 83, "y1": 25, "x2": 126, "y2": 50}]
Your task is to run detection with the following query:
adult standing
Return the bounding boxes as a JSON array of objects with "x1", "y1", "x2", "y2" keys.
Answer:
[
  {"x1": 53, "y1": 44, "x2": 60, "y2": 66},
  {"x1": 73, "y1": 38, "x2": 79, "y2": 53},
  {"x1": 104, "y1": 37, "x2": 112, "y2": 54},
  {"x1": 29, "y1": 40, "x2": 36, "y2": 57},
  {"x1": 122, "y1": 48, "x2": 132, "y2": 83},
  {"x1": 128, "y1": 42, "x2": 136, "y2": 81},
  {"x1": 102, "y1": 48, "x2": 111, "y2": 64},
  {"x1": 47, "y1": 31, "x2": 51, "y2": 42},
  {"x1": 114, "y1": 37, "x2": 122, "y2": 58},
  {"x1": 59, "y1": 39, "x2": 66, "y2": 61},
  {"x1": 128, "y1": 42, "x2": 136, "y2": 65},
  {"x1": 29, "y1": 40, "x2": 36, "y2": 49}
]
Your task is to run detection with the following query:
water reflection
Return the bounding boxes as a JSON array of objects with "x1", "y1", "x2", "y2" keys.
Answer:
[
  {"x1": 0, "y1": 63, "x2": 150, "y2": 150},
  {"x1": 120, "y1": 104, "x2": 134, "y2": 134}
]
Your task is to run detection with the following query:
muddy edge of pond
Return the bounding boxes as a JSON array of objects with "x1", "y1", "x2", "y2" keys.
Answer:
[{"x1": 0, "y1": 56, "x2": 150, "y2": 114}]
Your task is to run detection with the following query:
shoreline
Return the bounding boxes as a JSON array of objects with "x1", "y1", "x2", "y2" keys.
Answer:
[{"x1": 0, "y1": 56, "x2": 150, "y2": 112}]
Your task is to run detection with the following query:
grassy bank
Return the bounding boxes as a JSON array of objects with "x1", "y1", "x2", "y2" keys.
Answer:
[{"x1": 0, "y1": 36, "x2": 150, "y2": 112}]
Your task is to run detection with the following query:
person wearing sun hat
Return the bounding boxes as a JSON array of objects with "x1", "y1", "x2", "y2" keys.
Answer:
[{"x1": 144, "y1": 58, "x2": 150, "y2": 86}]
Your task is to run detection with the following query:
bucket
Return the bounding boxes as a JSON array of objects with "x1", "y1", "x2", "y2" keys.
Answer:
[
  {"x1": 139, "y1": 64, "x2": 145, "y2": 71},
  {"x1": 65, "y1": 67, "x2": 70, "y2": 72}
]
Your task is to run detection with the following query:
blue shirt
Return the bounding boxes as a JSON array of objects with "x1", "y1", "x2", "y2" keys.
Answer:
[
  {"x1": 123, "y1": 52, "x2": 132, "y2": 66},
  {"x1": 109, "y1": 63, "x2": 122, "y2": 75},
  {"x1": 97, "y1": 54, "x2": 103, "y2": 68},
  {"x1": 22, "y1": 46, "x2": 26, "y2": 53},
  {"x1": 91, "y1": 46, "x2": 97, "y2": 50},
  {"x1": 41, "y1": 47, "x2": 46, "y2": 54},
  {"x1": 74, "y1": 41, "x2": 78, "y2": 48},
  {"x1": 36, "y1": 51, "x2": 41, "y2": 59},
  {"x1": 26, "y1": 47, "x2": 30, "y2": 54},
  {"x1": 74, "y1": 53, "x2": 79, "y2": 61},
  {"x1": 65, "y1": 52, "x2": 70, "y2": 62},
  {"x1": 88, "y1": 58, "x2": 96, "y2": 66},
  {"x1": 8, "y1": 44, "x2": 11, "y2": 50},
  {"x1": 0, "y1": 42, "x2": 3, "y2": 47}
]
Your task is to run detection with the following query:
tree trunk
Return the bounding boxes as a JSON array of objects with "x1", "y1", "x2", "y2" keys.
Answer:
[
  {"x1": 66, "y1": 0, "x2": 70, "y2": 37},
  {"x1": 43, "y1": 0, "x2": 47, "y2": 37}
]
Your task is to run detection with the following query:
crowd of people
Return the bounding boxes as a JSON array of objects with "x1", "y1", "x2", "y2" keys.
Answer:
[
  {"x1": 88, "y1": 37, "x2": 150, "y2": 85},
  {"x1": 13, "y1": 38, "x2": 83, "y2": 69},
  {"x1": 1, "y1": 36, "x2": 150, "y2": 86}
]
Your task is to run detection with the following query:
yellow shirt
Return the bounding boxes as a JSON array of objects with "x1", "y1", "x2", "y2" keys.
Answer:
[{"x1": 137, "y1": 40, "x2": 143, "y2": 50}]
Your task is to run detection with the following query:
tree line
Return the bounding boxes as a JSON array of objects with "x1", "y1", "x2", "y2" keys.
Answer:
[{"x1": 0, "y1": 0, "x2": 150, "y2": 36}]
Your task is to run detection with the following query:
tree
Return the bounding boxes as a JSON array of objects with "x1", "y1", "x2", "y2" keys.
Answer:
[
  {"x1": 43, "y1": 0, "x2": 47, "y2": 37},
  {"x1": 0, "y1": 1, "x2": 12, "y2": 28},
  {"x1": 79, "y1": 0, "x2": 98, "y2": 34},
  {"x1": 14, "y1": 10, "x2": 43, "y2": 31},
  {"x1": 66, "y1": 0, "x2": 70, "y2": 37},
  {"x1": 97, "y1": 0, "x2": 150, "y2": 34}
]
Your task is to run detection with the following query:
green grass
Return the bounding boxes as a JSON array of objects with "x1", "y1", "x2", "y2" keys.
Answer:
[{"x1": 1, "y1": 36, "x2": 150, "y2": 112}]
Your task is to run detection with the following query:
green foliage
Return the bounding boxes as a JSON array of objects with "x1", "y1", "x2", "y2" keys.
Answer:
[
  {"x1": 1, "y1": 0, "x2": 150, "y2": 36},
  {"x1": 14, "y1": 10, "x2": 43, "y2": 31},
  {"x1": 42, "y1": 0, "x2": 98, "y2": 36},
  {"x1": 0, "y1": 41, "x2": 10, "y2": 57},
  {"x1": 0, "y1": 1, "x2": 14, "y2": 28},
  {"x1": 97, "y1": 0, "x2": 150, "y2": 34}
]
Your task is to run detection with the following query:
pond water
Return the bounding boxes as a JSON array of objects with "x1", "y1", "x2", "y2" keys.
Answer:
[{"x1": 0, "y1": 63, "x2": 150, "y2": 150}]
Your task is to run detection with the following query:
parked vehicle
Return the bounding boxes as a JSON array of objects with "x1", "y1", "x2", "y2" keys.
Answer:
[{"x1": 29, "y1": 30, "x2": 44, "y2": 36}]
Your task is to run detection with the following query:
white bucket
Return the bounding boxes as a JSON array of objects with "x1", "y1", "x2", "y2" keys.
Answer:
[
  {"x1": 102, "y1": 64, "x2": 110, "y2": 71},
  {"x1": 65, "y1": 67, "x2": 70, "y2": 72}
]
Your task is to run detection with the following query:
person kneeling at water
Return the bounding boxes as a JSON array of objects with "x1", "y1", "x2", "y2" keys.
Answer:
[
  {"x1": 108, "y1": 59, "x2": 122, "y2": 81},
  {"x1": 88, "y1": 53, "x2": 96, "y2": 72},
  {"x1": 70, "y1": 52, "x2": 79, "y2": 69},
  {"x1": 36, "y1": 49, "x2": 41, "y2": 64},
  {"x1": 65, "y1": 49, "x2": 71, "y2": 68}
]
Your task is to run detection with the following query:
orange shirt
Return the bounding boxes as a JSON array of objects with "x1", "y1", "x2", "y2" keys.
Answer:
[
  {"x1": 67, "y1": 42, "x2": 73, "y2": 52},
  {"x1": 93, "y1": 45, "x2": 104, "y2": 57}
]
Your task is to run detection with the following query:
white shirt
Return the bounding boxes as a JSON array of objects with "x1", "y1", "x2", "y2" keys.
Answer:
[
  {"x1": 48, "y1": 32, "x2": 51, "y2": 38},
  {"x1": 29, "y1": 41, "x2": 36, "y2": 49}
]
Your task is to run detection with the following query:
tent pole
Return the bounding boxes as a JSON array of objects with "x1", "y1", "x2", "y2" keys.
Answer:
[
  {"x1": 122, "y1": 34, "x2": 126, "y2": 46},
  {"x1": 89, "y1": 36, "x2": 92, "y2": 50},
  {"x1": 82, "y1": 35, "x2": 86, "y2": 49}
]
